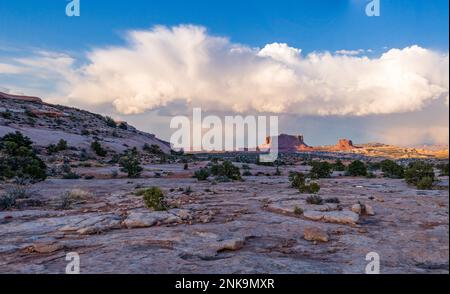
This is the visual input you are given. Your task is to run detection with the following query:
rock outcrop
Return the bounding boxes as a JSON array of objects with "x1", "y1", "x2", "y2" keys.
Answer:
[
  {"x1": 0, "y1": 92, "x2": 42, "y2": 103},
  {"x1": 259, "y1": 134, "x2": 313, "y2": 152}
]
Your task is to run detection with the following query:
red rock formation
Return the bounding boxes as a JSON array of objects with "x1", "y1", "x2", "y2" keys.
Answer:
[
  {"x1": 260, "y1": 134, "x2": 313, "y2": 152},
  {"x1": 0, "y1": 92, "x2": 42, "y2": 103},
  {"x1": 335, "y1": 139, "x2": 357, "y2": 151}
]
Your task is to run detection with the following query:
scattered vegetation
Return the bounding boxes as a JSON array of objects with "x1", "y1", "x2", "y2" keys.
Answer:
[
  {"x1": 405, "y1": 161, "x2": 435, "y2": 190},
  {"x1": 137, "y1": 187, "x2": 167, "y2": 211},
  {"x1": 310, "y1": 161, "x2": 333, "y2": 178},
  {"x1": 333, "y1": 159, "x2": 346, "y2": 171},
  {"x1": 193, "y1": 168, "x2": 210, "y2": 181},
  {"x1": 380, "y1": 159, "x2": 404, "y2": 179},
  {"x1": 105, "y1": 116, "x2": 117, "y2": 128},
  {"x1": 436, "y1": 163, "x2": 449, "y2": 176},
  {"x1": 347, "y1": 160, "x2": 368, "y2": 177},
  {"x1": 91, "y1": 140, "x2": 107, "y2": 157},
  {"x1": 293, "y1": 206, "x2": 303, "y2": 215},
  {"x1": 0, "y1": 132, "x2": 47, "y2": 182},
  {"x1": 0, "y1": 185, "x2": 30, "y2": 210},
  {"x1": 47, "y1": 139, "x2": 68, "y2": 154},
  {"x1": 210, "y1": 161, "x2": 242, "y2": 181},
  {"x1": 289, "y1": 172, "x2": 320, "y2": 194},
  {"x1": 119, "y1": 148, "x2": 143, "y2": 178}
]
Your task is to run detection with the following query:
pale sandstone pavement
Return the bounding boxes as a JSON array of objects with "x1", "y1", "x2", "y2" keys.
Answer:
[{"x1": 0, "y1": 164, "x2": 448, "y2": 274}]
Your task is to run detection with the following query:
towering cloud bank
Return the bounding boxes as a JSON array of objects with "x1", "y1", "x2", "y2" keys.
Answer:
[{"x1": 64, "y1": 25, "x2": 449, "y2": 116}]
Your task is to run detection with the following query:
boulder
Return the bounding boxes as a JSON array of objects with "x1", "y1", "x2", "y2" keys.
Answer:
[
  {"x1": 352, "y1": 204, "x2": 362, "y2": 215},
  {"x1": 123, "y1": 211, "x2": 180, "y2": 229},
  {"x1": 303, "y1": 226, "x2": 329, "y2": 242},
  {"x1": 303, "y1": 210, "x2": 359, "y2": 225}
]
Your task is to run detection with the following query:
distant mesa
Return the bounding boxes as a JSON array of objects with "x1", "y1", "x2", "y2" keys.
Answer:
[
  {"x1": 0, "y1": 91, "x2": 43, "y2": 103},
  {"x1": 334, "y1": 139, "x2": 358, "y2": 151},
  {"x1": 259, "y1": 134, "x2": 314, "y2": 152}
]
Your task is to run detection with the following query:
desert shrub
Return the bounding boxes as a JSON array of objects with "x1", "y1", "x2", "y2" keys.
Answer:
[
  {"x1": 118, "y1": 122, "x2": 128, "y2": 130},
  {"x1": 81, "y1": 129, "x2": 90, "y2": 136},
  {"x1": 289, "y1": 172, "x2": 306, "y2": 189},
  {"x1": 47, "y1": 139, "x2": 68, "y2": 154},
  {"x1": 183, "y1": 163, "x2": 189, "y2": 170},
  {"x1": 210, "y1": 161, "x2": 241, "y2": 181},
  {"x1": 25, "y1": 109, "x2": 37, "y2": 118},
  {"x1": 436, "y1": 163, "x2": 449, "y2": 176},
  {"x1": 299, "y1": 182, "x2": 321, "y2": 194},
  {"x1": 293, "y1": 206, "x2": 303, "y2": 215},
  {"x1": 140, "y1": 187, "x2": 166, "y2": 211},
  {"x1": 366, "y1": 171, "x2": 376, "y2": 178},
  {"x1": 0, "y1": 193, "x2": 17, "y2": 210},
  {"x1": 333, "y1": 159, "x2": 346, "y2": 171},
  {"x1": 1, "y1": 111, "x2": 12, "y2": 119},
  {"x1": 324, "y1": 197, "x2": 340, "y2": 204},
  {"x1": 193, "y1": 168, "x2": 210, "y2": 181},
  {"x1": 380, "y1": 159, "x2": 404, "y2": 178},
  {"x1": 242, "y1": 170, "x2": 252, "y2": 176},
  {"x1": 91, "y1": 140, "x2": 107, "y2": 157},
  {"x1": 0, "y1": 132, "x2": 47, "y2": 182},
  {"x1": 143, "y1": 143, "x2": 163, "y2": 155},
  {"x1": 63, "y1": 172, "x2": 81, "y2": 179},
  {"x1": 274, "y1": 166, "x2": 282, "y2": 176},
  {"x1": 405, "y1": 161, "x2": 435, "y2": 189},
  {"x1": 105, "y1": 116, "x2": 117, "y2": 128},
  {"x1": 306, "y1": 195, "x2": 323, "y2": 205},
  {"x1": 119, "y1": 148, "x2": 143, "y2": 178},
  {"x1": 347, "y1": 160, "x2": 367, "y2": 177},
  {"x1": 416, "y1": 177, "x2": 434, "y2": 190},
  {"x1": 56, "y1": 139, "x2": 68, "y2": 151},
  {"x1": 310, "y1": 161, "x2": 333, "y2": 178}
]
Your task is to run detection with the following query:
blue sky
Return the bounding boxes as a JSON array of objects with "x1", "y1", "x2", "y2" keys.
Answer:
[
  {"x1": 0, "y1": 0, "x2": 449, "y2": 146},
  {"x1": 0, "y1": 0, "x2": 448, "y2": 56}
]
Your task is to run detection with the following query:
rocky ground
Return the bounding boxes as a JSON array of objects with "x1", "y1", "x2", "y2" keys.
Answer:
[{"x1": 0, "y1": 163, "x2": 448, "y2": 274}]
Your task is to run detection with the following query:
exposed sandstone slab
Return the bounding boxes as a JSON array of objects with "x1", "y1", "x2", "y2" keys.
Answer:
[{"x1": 303, "y1": 210, "x2": 359, "y2": 225}]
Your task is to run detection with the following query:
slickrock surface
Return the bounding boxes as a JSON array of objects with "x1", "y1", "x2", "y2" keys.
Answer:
[{"x1": 0, "y1": 163, "x2": 448, "y2": 274}]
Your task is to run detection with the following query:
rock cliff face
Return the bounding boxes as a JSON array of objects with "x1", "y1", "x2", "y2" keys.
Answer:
[
  {"x1": 0, "y1": 92, "x2": 43, "y2": 103},
  {"x1": 259, "y1": 134, "x2": 313, "y2": 152}
]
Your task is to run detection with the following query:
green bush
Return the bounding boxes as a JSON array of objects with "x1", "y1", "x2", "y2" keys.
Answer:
[
  {"x1": 91, "y1": 140, "x2": 107, "y2": 157},
  {"x1": 437, "y1": 163, "x2": 449, "y2": 176},
  {"x1": 119, "y1": 148, "x2": 143, "y2": 178},
  {"x1": 289, "y1": 172, "x2": 306, "y2": 189},
  {"x1": 333, "y1": 159, "x2": 346, "y2": 171},
  {"x1": 143, "y1": 143, "x2": 164, "y2": 155},
  {"x1": 139, "y1": 187, "x2": 166, "y2": 211},
  {"x1": 105, "y1": 116, "x2": 117, "y2": 128},
  {"x1": 380, "y1": 159, "x2": 404, "y2": 178},
  {"x1": 193, "y1": 168, "x2": 210, "y2": 181},
  {"x1": 310, "y1": 161, "x2": 333, "y2": 178},
  {"x1": 293, "y1": 206, "x2": 303, "y2": 215},
  {"x1": 416, "y1": 176, "x2": 434, "y2": 190},
  {"x1": 210, "y1": 161, "x2": 241, "y2": 181},
  {"x1": 347, "y1": 160, "x2": 367, "y2": 177},
  {"x1": 56, "y1": 139, "x2": 68, "y2": 151},
  {"x1": 0, "y1": 132, "x2": 47, "y2": 182},
  {"x1": 242, "y1": 170, "x2": 252, "y2": 176},
  {"x1": 405, "y1": 161, "x2": 435, "y2": 189},
  {"x1": 299, "y1": 182, "x2": 321, "y2": 194}
]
